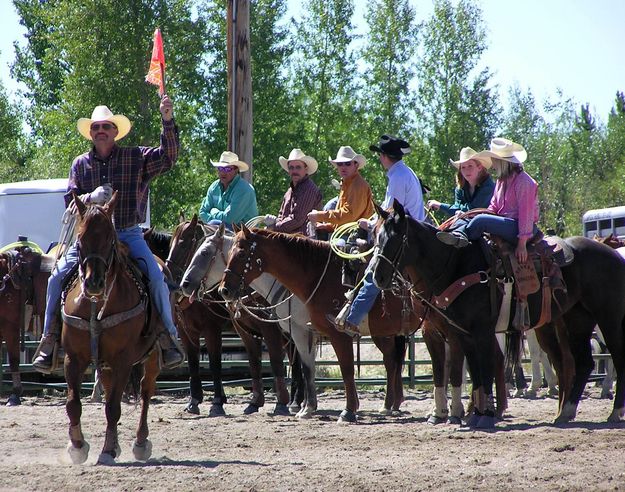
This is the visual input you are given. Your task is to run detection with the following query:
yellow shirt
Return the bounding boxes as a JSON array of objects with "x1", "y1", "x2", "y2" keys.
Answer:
[{"x1": 316, "y1": 172, "x2": 373, "y2": 228}]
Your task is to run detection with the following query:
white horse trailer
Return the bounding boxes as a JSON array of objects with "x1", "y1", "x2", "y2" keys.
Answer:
[
  {"x1": 582, "y1": 205, "x2": 625, "y2": 240},
  {"x1": 0, "y1": 178, "x2": 68, "y2": 252}
]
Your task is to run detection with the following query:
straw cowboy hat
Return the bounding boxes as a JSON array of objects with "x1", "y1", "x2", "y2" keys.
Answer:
[
  {"x1": 474, "y1": 137, "x2": 527, "y2": 165},
  {"x1": 278, "y1": 148, "x2": 318, "y2": 174},
  {"x1": 211, "y1": 151, "x2": 249, "y2": 172},
  {"x1": 449, "y1": 147, "x2": 493, "y2": 169},
  {"x1": 77, "y1": 105, "x2": 132, "y2": 141},
  {"x1": 329, "y1": 146, "x2": 366, "y2": 169}
]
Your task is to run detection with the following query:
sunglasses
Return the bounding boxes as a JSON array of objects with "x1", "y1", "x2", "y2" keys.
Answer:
[
  {"x1": 335, "y1": 161, "x2": 354, "y2": 167},
  {"x1": 90, "y1": 123, "x2": 117, "y2": 131},
  {"x1": 217, "y1": 166, "x2": 235, "y2": 173}
]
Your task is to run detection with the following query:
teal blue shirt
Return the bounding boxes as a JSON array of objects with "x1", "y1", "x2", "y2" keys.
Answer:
[{"x1": 199, "y1": 174, "x2": 258, "y2": 226}]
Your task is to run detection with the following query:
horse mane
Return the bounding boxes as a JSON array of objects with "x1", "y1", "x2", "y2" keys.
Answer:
[
  {"x1": 251, "y1": 229, "x2": 335, "y2": 269},
  {"x1": 143, "y1": 228, "x2": 172, "y2": 261}
]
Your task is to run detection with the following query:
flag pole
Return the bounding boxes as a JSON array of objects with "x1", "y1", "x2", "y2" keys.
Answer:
[{"x1": 160, "y1": 62, "x2": 166, "y2": 96}]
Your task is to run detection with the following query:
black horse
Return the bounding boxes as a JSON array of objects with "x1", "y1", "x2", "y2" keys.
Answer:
[{"x1": 373, "y1": 201, "x2": 625, "y2": 426}]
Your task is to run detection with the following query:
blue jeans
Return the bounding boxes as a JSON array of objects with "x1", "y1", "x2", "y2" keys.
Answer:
[
  {"x1": 323, "y1": 196, "x2": 339, "y2": 211},
  {"x1": 454, "y1": 214, "x2": 529, "y2": 244},
  {"x1": 346, "y1": 269, "x2": 379, "y2": 326},
  {"x1": 43, "y1": 225, "x2": 177, "y2": 337}
]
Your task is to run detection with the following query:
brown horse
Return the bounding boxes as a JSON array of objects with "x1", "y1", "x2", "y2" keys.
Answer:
[
  {"x1": 0, "y1": 246, "x2": 50, "y2": 405},
  {"x1": 165, "y1": 216, "x2": 292, "y2": 416},
  {"x1": 218, "y1": 226, "x2": 426, "y2": 423},
  {"x1": 62, "y1": 193, "x2": 160, "y2": 464}
]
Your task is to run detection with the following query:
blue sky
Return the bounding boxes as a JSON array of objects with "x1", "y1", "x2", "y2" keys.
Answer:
[{"x1": 1, "y1": 0, "x2": 624, "y2": 122}]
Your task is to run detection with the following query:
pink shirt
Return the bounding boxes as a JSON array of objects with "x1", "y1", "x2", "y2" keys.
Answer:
[{"x1": 488, "y1": 171, "x2": 539, "y2": 238}]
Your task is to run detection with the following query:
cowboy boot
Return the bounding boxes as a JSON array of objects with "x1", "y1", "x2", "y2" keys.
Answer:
[
  {"x1": 158, "y1": 331, "x2": 185, "y2": 369},
  {"x1": 32, "y1": 320, "x2": 61, "y2": 374}
]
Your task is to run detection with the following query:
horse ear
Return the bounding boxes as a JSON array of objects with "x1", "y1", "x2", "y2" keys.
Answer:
[
  {"x1": 241, "y1": 223, "x2": 252, "y2": 236},
  {"x1": 374, "y1": 202, "x2": 389, "y2": 221},
  {"x1": 392, "y1": 199, "x2": 405, "y2": 218},
  {"x1": 232, "y1": 223, "x2": 239, "y2": 234},
  {"x1": 73, "y1": 192, "x2": 87, "y2": 218},
  {"x1": 190, "y1": 213, "x2": 198, "y2": 228},
  {"x1": 217, "y1": 222, "x2": 225, "y2": 237},
  {"x1": 179, "y1": 211, "x2": 186, "y2": 223},
  {"x1": 103, "y1": 190, "x2": 118, "y2": 217}
]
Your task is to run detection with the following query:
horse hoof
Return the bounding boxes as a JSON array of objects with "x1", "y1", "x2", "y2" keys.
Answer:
[
  {"x1": 289, "y1": 403, "x2": 301, "y2": 413},
  {"x1": 90, "y1": 395, "x2": 102, "y2": 404},
  {"x1": 378, "y1": 406, "x2": 392, "y2": 416},
  {"x1": 448, "y1": 416, "x2": 462, "y2": 425},
  {"x1": 475, "y1": 415, "x2": 496, "y2": 429},
  {"x1": 6, "y1": 394, "x2": 21, "y2": 406},
  {"x1": 296, "y1": 409, "x2": 313, "y2": 420},
  {"x1": 132, "y1": 439, "x2": 153, "y2": 461},
  {"x1": 243, "y1": 404, "x2": 260, "y2": 415},
  {"x1": 337, "y1": 409, "x2": 357, "y2": 423},
  {"x1": 465, "y1": 412, "x2": 481, "y2": 428},
  {"x1": 391, "y1": 410, "x2": 402, "y2": 417},
  {"x1": 525, "y1": 389, "x2": 537, "y2": 399},
  {"x1": 273, "y1": 404, "x2": 290, "y2": 416},
  {"x1": 185, "y1": 401, "x2": 200, "y2": 415},
  {"x1": 548, "y1": 387, "x2": 559, "y2": 397},
  {"x1": 209, "y1": 403, "x2": 226, "y2": 417},
  {"x1": 97, "y1": 452, "x2": 116, "y2": 466},
  {"x1": 67, "y1": 441, "x2": 90, "y2": 465},
  {"x1": 427, "y1": 414, "x2": 447, "y2": 425}
]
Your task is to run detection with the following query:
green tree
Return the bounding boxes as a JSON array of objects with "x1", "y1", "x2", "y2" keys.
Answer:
[
  {"x1": 290, "y1": 0, "x2": 363, "y2": 201},
  {"x1": 360, "y1": 0, "x2": 419, "y2": 137},
  {"x1": 0, "y1": 79, "x2": 30, "y2": 182},
  {"x1": 12, "y1": 0, "x2": 211, "y2": 228},
  {"x1": 414, "y1": 0, "x2": 500, "y2": 207}
]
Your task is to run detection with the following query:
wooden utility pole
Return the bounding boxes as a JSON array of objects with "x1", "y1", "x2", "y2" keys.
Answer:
[{"x1": 226, "y1": 0, "x2": 253, "y2": 182}]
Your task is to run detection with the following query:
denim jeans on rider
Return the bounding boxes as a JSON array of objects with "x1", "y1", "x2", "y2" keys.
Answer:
[
  {"x1": 346, "y1": 269, "x2": 379, "y2": 326},
  {"x1": 42, "y1": 225, "x2": 178, "y2": 337},
  {"x1": 454, "y1": 214, "x2": 521, "y2": 244}
]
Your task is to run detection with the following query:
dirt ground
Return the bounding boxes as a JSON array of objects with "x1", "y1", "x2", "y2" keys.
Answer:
[{"x1": 1, "y1": 384, "x2": 624, "y2": 492}]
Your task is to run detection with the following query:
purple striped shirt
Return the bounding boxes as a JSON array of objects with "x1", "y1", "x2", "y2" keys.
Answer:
[
  {"x1": 274, "y1": 176, "x2": 322, "y2": 234},
  {"x1": 65, "y1": 119, "x2": 179, "y2": 229}
]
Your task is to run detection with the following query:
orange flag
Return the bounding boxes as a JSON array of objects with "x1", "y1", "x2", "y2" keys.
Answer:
[{"x1": 145, "y1": 28, "x2": 166, "y2": 95}]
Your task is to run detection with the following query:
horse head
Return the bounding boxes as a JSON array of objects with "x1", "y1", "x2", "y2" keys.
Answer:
[
  {"x1": 180, "y1": 222, "x2": 228, "y2": 297},
  {"x1": 166, "y1": 213, "x2": 203, "y2": 284},
  {"x1": 372, "y1": 200, "x2": 409, "y2": 290},
  {"x1": 219, "y1": 223, "x2": 264, "y2": 301},
  {"x1": 75, "y1": 191, "x2": 119, "y2": 297}
]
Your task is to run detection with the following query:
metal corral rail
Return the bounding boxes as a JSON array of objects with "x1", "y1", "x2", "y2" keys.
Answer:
[{"x1": 0, "y1": 336, "x2": 614, "y2": 395}]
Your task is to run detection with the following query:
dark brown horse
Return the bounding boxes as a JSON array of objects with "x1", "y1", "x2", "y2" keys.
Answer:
[
  {"x1": 0, "y1": 246, "x2": 50, "y2": 405},
  {"x1": 374, "y1": 201, "x2": 625, "y2": 426},
  {"x1": 62, "y1": 193, "x2": 160, "y2": 464},
  {"x1": 219, "y1": 226, "x2": 420, "y2": 423},
  {"x1": 164, "y1": 216, "x2": 292, "y2": 416}
]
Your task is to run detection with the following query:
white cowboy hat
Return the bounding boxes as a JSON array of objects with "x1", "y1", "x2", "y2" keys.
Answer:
[
  {"x1": 278, "y1": 148, "x2": 318, "y2": 174},
  {"x1": 474, "y1": 137, "x2": 527, "y2": 165},
  {"x1": 449, "y1": 147, "x2": 492, "y2": 169},
  {"x1": 329, "y1": 146, "x2": 366, "y2": 169},
  {"x1": 77, "y1": 105, "x2": 132, "y2": 141},
  {"x1": 210, "y1": 151, "x2": 249, "y2": 172}
]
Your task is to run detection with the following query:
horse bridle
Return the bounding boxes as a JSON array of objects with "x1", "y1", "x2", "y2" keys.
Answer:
[
  {"x1": 166, "y1": 225, "x2": 205, "y2": 282},
  {"x1": 76, "y1": 238, "x2": 116, "y2": 278}
]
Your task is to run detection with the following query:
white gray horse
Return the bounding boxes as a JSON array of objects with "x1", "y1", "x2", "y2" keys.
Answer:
[{"x1": 179, "y1": 225, "x2": 320, "y2": 418}]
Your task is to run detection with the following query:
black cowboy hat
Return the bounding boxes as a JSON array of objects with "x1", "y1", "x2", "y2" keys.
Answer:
[{"x1": 369, "y1": 135, "x2": 411, "y2": 158}]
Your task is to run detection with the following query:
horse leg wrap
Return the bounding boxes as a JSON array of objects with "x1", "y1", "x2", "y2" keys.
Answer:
[
  {"x1": 432, "y1": 386, "x2": 449, "y2": 418},
  {"x1": 450, "y1": 386, "x2": 464, "y2": 418}
]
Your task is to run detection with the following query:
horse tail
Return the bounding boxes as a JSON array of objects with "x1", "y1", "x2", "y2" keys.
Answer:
[
  {"x1": 127, "y1": 364, "x2": 143, "y2": 402},
  {"x1": 504, "y1": 329, "x2": 524, "y2": 379}
]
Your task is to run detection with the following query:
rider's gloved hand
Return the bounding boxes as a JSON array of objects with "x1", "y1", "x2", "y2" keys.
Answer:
[
  {"x1": 264, "y1": 214, "x2": 277, "y2": 226},
  {"x1": 88, "y1": 184, "x2": 114, "y2": 204}
]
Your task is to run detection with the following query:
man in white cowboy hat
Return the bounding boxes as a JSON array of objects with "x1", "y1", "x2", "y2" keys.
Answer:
[
  {"x1": 307, "y1": 146, "x2": 373, "y2": 230},
  {"x1": 437, "y1": 137, "x2": 539, "y2": 264},
  {"x1": 199, "y1": 151, "x2": 258, "y2": 227},
  {"x1": 426, "y1": 147, "x2": 495, "y2": 216},
  {"x1": 33, "y1": 95, "x2": 185, "y2": 373},
  {"x1": 327, "y1": 136, "x2": 425, "y2": 337},
  {"x1": 265, "y1": 148, "x2": 322, "y2": 234}
]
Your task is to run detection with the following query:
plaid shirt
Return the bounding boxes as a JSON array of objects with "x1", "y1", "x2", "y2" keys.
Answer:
[{"x1": 65, "y1": 119, "x2": 179, "y2": 229}]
